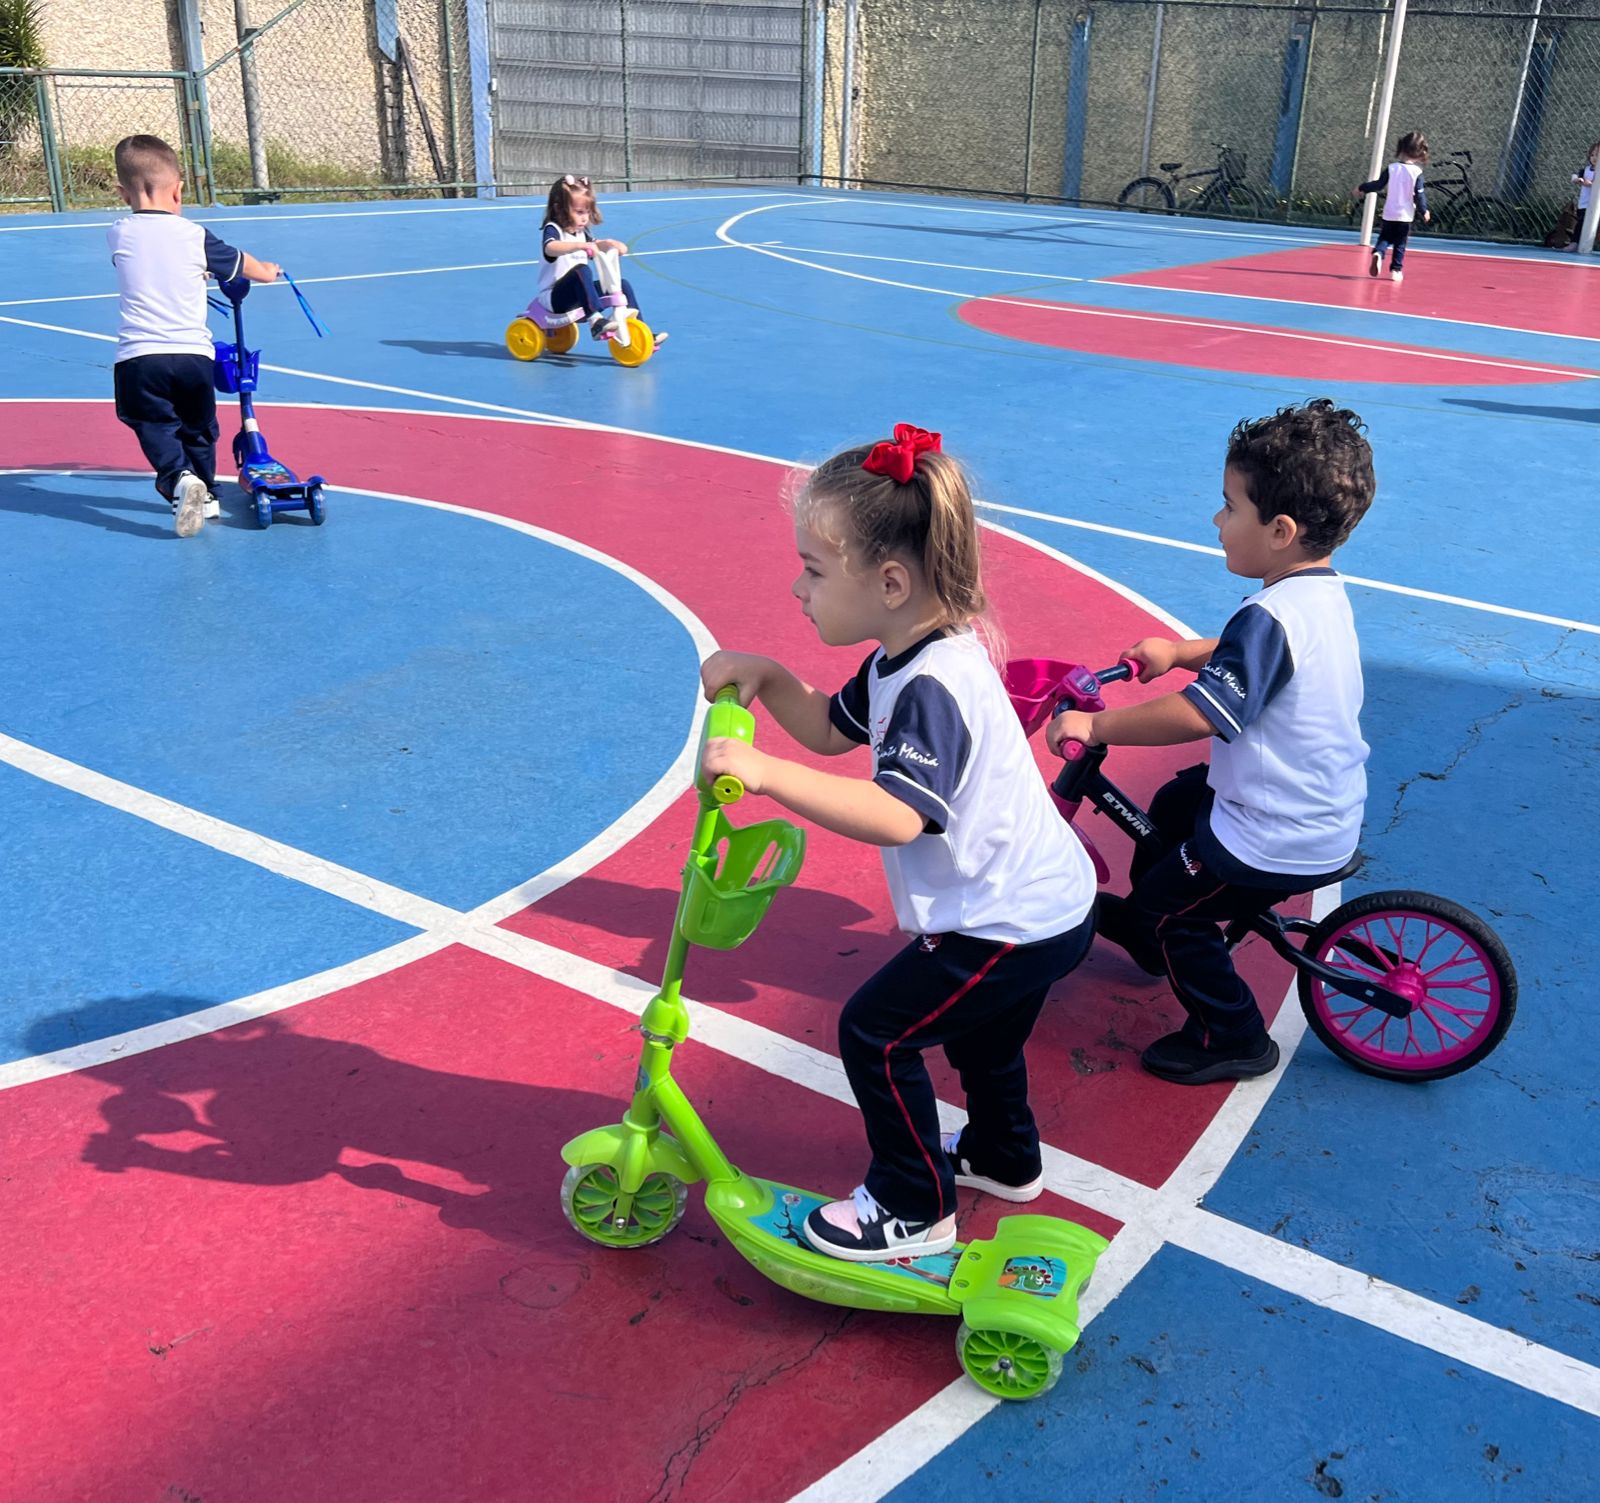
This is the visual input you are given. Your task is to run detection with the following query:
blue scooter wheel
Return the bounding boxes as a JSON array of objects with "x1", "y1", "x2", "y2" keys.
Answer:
[
  {"x1": 308, "y1": 485, "x2": 326, "y2": 525},
  {"x1": 255, "y1": 493, "x2": 273, "y2": 529}
]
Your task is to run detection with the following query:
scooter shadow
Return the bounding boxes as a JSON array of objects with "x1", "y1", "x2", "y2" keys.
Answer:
[{"x1": 36, "y1": 1002, "x2": 642, "y2": 1248}]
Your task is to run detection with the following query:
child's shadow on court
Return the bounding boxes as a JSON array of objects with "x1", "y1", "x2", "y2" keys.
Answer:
[
  {"x1": 35, "y1": 1000, "x2": 631, "y2": 1247},
  {"x1": 519, "y1": 872, "x2": 889, "y2": 1006},
  {"x1": 0, "y1": 468, "x2": 173, "y2": 539}
]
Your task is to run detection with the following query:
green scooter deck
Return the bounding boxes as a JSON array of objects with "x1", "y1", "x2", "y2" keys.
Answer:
[{"x1": 706, "y1": 1176, "x2": 1106, "y2": 1352}]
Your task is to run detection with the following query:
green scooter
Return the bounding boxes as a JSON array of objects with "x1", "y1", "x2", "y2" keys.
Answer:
[{"x1": 560, "y1": 688, "x2": 1107, "y2": 1399}]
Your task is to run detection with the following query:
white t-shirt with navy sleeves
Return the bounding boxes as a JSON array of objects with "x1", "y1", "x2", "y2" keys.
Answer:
[
  {"x1": 830, "y1": 628, "x2": 1096, "y2": 944},
  {"x1": 1181, "y1": 569, "x2": 1368, "y2": 876},
  {"x1": 106, "y1": 210, "x2": 242, "y2": 363},
  {"x1": 535, "y1": 221, "x2": 593, "y2": 309}
]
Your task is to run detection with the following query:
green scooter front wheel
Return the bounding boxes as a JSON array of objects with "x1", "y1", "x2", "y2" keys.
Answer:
[
  {"x1": 955, "y1": 1321, "x2": 1065, "y2": 1400},
  {"x1": 561, "y1": 1163, "x2": 689, "y2": 1249}
]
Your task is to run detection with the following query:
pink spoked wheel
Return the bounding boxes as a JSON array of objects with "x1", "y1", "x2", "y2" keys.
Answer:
[{"x1": 1297, "y1": 890, "x2": 1516, "y2": 1081}]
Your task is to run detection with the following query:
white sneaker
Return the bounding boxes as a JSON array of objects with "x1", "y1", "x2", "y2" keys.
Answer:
[
  {"x1": 202, "y1": 492, "x2": 221, "y2": 520},
  {"x1": 942, "y1": 1130, "x2": 1045, "y2": 1203},
  {"x1": 173, "y1": 472, "x2": 207, "y2": 538},
  {"x1": 802, "y1": 1184, "x2": 957, "y2": 1263},
  {"x1": 1391, "y1": 270, "x2": 1404, "y2": 284},
  {"x1": 1368, "y1": 250, "x2": 1381, "y2": 278}
]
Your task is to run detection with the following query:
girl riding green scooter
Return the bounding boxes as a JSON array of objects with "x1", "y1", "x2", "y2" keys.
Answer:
[{"x1": 698, "y1": 425, "x2": 1099, "y2": 1262}]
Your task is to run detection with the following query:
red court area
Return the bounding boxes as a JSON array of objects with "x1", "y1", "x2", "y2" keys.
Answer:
[
  {"x1": 1107, "y1": 241, "x2": 1600, "y2": 341},
  {"x1": 1, "y1": 405, "x2": 1302, "y2": 1502},
  {"x1": 959, "y1": 243, "x2": 1600, "y2": 382}
]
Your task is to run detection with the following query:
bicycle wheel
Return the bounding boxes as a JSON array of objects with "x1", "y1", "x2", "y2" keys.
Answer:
[
  {"x1": 1118, "y1": 177, "x2": 1175, "y2": 213},
  {"x1": 1297, "y1": 890, "x2": 1516, "y2": 1082},
  {"x1": 1211, "y1": 182, "x2": 1275, "y2": 220}
]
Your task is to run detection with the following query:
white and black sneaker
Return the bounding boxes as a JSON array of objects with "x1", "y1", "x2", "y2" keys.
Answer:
[
  {"x1": 942, "y1": 1130, "x2": 1044, "y2": 1203},
  {"x1": 172, "y1": 472, "x2": 207, "y2": 538},
  {"x1": 1368, "y1": 250, "x2": 1381, "y2": 278},
  {"x1": 202, "y1": 491, "x2": 221, "y2": 520},
  {"x1": 803, "y1": 1184, "x2": 957, "y2": 1263}
]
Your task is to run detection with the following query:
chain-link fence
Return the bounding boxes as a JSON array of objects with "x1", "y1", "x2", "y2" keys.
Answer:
[
  {"x1": 2, "y1": 0, "x2": 477, "y2": 211},
  {"x1": 10, "y1": 0, "x2": 1600, "y2": 246},
  {"x1": 833, "y1": 0, "x2": 1600, "y2": 248}
]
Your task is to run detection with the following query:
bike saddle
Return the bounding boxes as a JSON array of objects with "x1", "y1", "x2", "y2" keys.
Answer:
[
  {"x1": 1159, "y1": 161, "x2": 1183, "y2": 173},
  {"x1": 1327, "y1": 851, "x2": 1364, "y2": 883}
]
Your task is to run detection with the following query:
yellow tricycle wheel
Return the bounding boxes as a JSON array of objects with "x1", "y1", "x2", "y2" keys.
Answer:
[
  {"x1": 545, "y1": 321, "x2": 580, "y2": 355},
  {"x1": 608, "y1": 318, "x2": 656, "y2": 368},
  {"x1": 505, "y1": 317, "x2": 545, "y2": 361}
]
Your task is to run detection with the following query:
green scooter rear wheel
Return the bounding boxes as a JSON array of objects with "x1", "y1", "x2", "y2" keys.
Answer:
[
  {"x1": 956, "y1": 1321, "x2": 1065, "y2": 1400},
  {"x1": 561, "y1": 1163, "x2": 688, "y2": 1248}
]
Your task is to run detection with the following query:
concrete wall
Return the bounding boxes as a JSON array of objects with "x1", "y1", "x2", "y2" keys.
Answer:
[{"x1": 33, "y1": 0, "x2": 477, "y2": 198}]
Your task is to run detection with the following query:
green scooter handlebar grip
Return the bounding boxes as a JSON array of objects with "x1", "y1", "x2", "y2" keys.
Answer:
[{"x1": 702, "y1": 686, "x2": 755, "y2": 804}]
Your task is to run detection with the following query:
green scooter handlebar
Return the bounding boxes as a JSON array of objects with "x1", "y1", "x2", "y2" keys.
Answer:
[{"x1": 700, "y1": 685, "x2": 755, "y2": 805}]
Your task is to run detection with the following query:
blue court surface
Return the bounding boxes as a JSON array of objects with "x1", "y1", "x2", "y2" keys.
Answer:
[{"x1": 1, "y1": 188, "x2": 1595, "y2": 1501}]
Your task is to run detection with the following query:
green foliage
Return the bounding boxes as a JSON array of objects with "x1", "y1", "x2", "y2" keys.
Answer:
[
  {"x1": 209, "y1": 137, "x2": 388, "y2": 196},
  {"x1": 0, "y1": 0, "x2": 47, "y2": 70}
]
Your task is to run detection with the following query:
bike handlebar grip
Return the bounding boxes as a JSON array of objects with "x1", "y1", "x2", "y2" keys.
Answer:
[
  {"x1": 1122, "y1": 655, "x2": 1146, "y2": 679},
  {"x1": 1061, "y1": 739, "x2": 1087, "y2": 762},
  {"x1": 714, "y1": 686, "x2": 740, "y2": 705},
  {"x1": 711, "y1": 774, "x2": 745, "y2": 804}
]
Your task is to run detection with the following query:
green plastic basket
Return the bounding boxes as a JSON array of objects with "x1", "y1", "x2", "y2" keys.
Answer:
[{"x1": 677, "y1": 811, "x2": 806, "y2": 950}]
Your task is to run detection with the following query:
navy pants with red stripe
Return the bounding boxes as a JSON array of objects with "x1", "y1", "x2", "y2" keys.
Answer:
[
  {"x1": 839, "y1": 916, "x2": 1094, "y2": 1226},
  {"x1": 1111, "y1": 764, "x2": 1337, "y2": 1051}
]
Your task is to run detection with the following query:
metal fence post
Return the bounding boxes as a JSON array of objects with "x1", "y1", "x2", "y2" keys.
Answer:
[
  {"x1": 840, "y1": 0, "x2": 857, "y2": 188},
  {"x1": 619, "y1": 0, "x2": 634, "y2": 189},
  {"x1": 234, "y1": 0, "x2": 270, "y2": 189},
  {"x1": 1359, "y1": 0, "x2": 1408, "y2": 248},
  {"x1": 1063, "y1": 10, "x2": 1092, "y2": 204},
  {"x1": 1580, "y1": 183, "x2": 1600, "y2": 254},
  {"x1": 1023, "y1": 0, "x2": 1044, "y2": 199},
  {"x1": 1139, "y1": 3, "x2": 1164, "y2": 180},
  {"x1": 177, "y1": 0, "x2": 218, "y2": 204},
  {"x1": 1497, "y1": 0, "x2": 1542, "y2": 198},
  {"x1": 1271, "y1": 19, "x2": 1311, "y2": 200},
  {"x1": 34, "y1": 74, "x2": 66, "y2": 212}
]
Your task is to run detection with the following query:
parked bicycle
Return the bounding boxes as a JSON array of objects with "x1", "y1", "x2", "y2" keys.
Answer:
[
  {"x1": 1006, "y1": 658, "x2": 1517, "y2": 1083},
  {"x1": 1118, "y1": 143, "x2": 1276, "y2": 220},
  {"x1": 1419, "y1": 149, "x2": 1519, "y2": 239}
]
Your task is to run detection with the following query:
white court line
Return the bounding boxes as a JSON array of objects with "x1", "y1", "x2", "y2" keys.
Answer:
[
  {"x1": 1114, "y1": 273, "x2": 1600, "y2": 348},
  {"x1": 767, "y1": 241, "x2": 1089, "y2": 283},
  {"x1": 0, "y1": 191, "x2": 814, "y2": 234},
  {"x1": 3, "y1": 364, "x2": 1591, "y2": 642},
  {"x1": 0, "y1": 241, "x2": 776, "y2": 310},
  {"x1": 976, "y1": 498, "x2": 1600, "y2": 637},
  {"x1": 717, "y1": 200, "x2": 1599, "y2": 379}
]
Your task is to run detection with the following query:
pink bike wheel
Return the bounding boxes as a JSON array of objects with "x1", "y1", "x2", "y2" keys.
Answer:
[{"x1": 1297, "y1": 890, "x2": 1516, "y2": 1082}]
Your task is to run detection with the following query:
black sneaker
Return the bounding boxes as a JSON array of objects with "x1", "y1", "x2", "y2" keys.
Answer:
[
  {"x1": 1095, "y1": 893, "x2": 1166, "y2": 977},
  {"x1": 803, "y1": 1185, "x2": 957, "y2": 1263},
  {"x1": 941, "y1": 1130, "x2": 1043, "y2": 1202},
  {"x1": 1141, "y1": 1030, "x2": 1280, "y2": 1085}
]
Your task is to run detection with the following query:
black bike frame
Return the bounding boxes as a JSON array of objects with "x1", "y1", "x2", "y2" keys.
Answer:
[{"x1": 1047, "y1": 729, "x2": 1412, "y2": 1020}]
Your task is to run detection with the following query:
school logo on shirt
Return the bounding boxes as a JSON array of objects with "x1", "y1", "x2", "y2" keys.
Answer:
[{"x1": 895, "y1": 741, "x2": 938, "y2": 768}]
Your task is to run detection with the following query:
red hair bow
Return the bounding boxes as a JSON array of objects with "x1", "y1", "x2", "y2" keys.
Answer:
[{"x1": 862, "y1": 424, "x2": 942, "y2": 484}]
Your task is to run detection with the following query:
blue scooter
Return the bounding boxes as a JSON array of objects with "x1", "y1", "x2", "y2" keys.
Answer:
[{"x1": 210, "y1": 274, "x2": 328, "y2": 529}]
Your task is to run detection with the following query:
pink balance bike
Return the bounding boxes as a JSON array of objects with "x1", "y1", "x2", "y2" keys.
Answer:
[
  {"x1": 504, "y1": 245, "x2": 663, "y2": 369},
  {"x1": 1005, "y1": 658, "x2": 1517, "y2": 1083}
]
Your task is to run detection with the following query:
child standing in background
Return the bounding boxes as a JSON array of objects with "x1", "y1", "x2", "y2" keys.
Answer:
[{"x1": 1355, "y1": 131, "x2": 1430, "y2": 285}]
